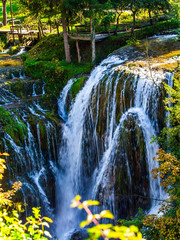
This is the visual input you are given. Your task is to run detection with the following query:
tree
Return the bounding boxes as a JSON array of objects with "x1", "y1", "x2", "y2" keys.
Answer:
[
  {"x1": 2, "y1": 0, "x2": 7, "y2": 26},
  {"x1": 111, "y1": 0, "x2": 128, "y2": 35},
  {"x1": 124, "y1": 0, "x2": 143, "y2": 34},
  {"x1": 142, "y1": 0, "x2": 170, "y2": 25},
  {"x1": 20, "y1": 0, "x2": 72, "y2": 62},
  {"x1": 143, "y1": 65, "x2": 180, "y2": 239}
]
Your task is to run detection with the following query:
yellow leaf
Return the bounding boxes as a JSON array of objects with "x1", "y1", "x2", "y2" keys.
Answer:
[
  {"x1": 100, "y1": 210, "x2": 114, "y2": 219},
  {"x1": 43, "y1": 217, "x2": 53, "y2": 223}
]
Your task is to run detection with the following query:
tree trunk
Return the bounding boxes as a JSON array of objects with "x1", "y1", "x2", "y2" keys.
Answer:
[
  {"x1": 55, "y1": 20, "x2": 60, "y2": 36},
  {"x1": 90, "y1": 15, "x2": 96, "y2": 64},
  {"x1": 148, "y1": 9, "x2": 153, "y2": 25},
  {"x1": 10, "y1": 0, "x2": 14, "y2": 26},
  {"x1": 133, "y1": 11, "x2": 136, "y2": 29},
  {"x1": 76, "y1": 40, "x2": 81, "y2": 63},
  {"x1": 115, "y1": 12, "x2": 121, "y2": 35},
  {"x1": 62, "y1": 17, "x2": 71, "y2": 63},
  {"x1": 2, "y1": 0, "x2": 7, "y2": 26},
  {"x1": 131, "y1": 11, "x2": 136, "y2": 36}
]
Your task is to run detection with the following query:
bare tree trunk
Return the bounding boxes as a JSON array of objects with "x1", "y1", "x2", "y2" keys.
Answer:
[
  {"x1": 39, "y1": 19, "x2": 45, "y2": 37},
  {"x1": 148, "y1": 9, "x2": 153, "y2": 25},
  {"x1": 2, "y1": 0, "x2": 7, "y2": 26},
  {"x1": 90, "y1": 15, "x2": 96, "y2": 64},
  {"x1": 55, "y1": 20, "x2": 60, "y2": 36},
  {"x1": 114, "y1": 12, "x2": 121, "y2": 35},
  {"x1": 10, "y1": 0, "x2": 14, "y2": 26},
  {"x1": 62, "y1": 17, "x2": 71, "y2": 63},
  {"x1": 131, "y1": 11, "x2": 136, "y2": 36},
  {"x1": 76, "y1": 40, "x2": 81, "y2": 63},
  {"x1": 38, "y1": 20, "x2": 42, "y2": 39},
  {"x1": 133, "y1": 11, "x2": 136, "y2": 29}
]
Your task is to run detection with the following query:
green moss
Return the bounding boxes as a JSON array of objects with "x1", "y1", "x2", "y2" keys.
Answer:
[
  {"x1": 71, "y1": 76, "x2": 88, "y2": 99},
  {"x1": 0, "y1": 107, "x2": 27, "y2": 145},
  {"x1": 45, "y1": 110, "x2": 60, "y2": 125},
  {"x1": 38, "y1": 120, "x2": 47, "y2": 150},
  {"x1": 11, "y1": 81, "x2": 24, "y2": 98},
  {"x1": 24, "y1": 58, "x2": 92, "y2": 96},
  {"x1": 9, "y1": 46, "x2": 20, "y2": 55}
]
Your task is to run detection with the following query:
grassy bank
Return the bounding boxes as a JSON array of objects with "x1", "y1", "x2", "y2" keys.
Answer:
[{"x1": 23, "y1": 19, "x2": 179, "y2": 96}]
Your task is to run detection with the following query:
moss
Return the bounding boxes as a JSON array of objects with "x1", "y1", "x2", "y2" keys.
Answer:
[
  {"x1": 0, "y1": 59, "x2": 22, "y2": 67},
  {"x1": 9, "y1": 46, "x2": 20, "y2": 55},
  {"x1": 38, "y1": 120, "x2": 47, "y2": 151},
  {"x1": 45, "y1": 110, "x2": 60, "y2": 125},
  {"x1": 11, "y1": 81, "x2": 24, "y2": 98},
  {"x1": 71, "y1": 76, "x2": 88, "y2": 99},
  {"x1": 0, "y1": 107, "x2": 27, "y2": 145}
]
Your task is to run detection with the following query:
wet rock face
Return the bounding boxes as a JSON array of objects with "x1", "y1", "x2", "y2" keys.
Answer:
[
  {"x1": 0, "y1": 60, "x2": 61, "y2": 218},
  {"x1": 114, "y1": 113, "x2": 150, "y2": 218},
  {"x1": 76, "y1": 54, "x2": 170, "y2": 219},
  {"x1": 69, "y1": 229, "x2": 89, "y2": 240}
]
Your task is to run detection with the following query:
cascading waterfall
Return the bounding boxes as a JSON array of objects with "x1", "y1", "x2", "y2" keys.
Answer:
[
  {"x1": 0, "y1": 66, "x2": 59, "y2": 219},
  {"x1": 56, "y1": 53, "x2": 172, "y2": 238},
  {"x1": 0, "y1": 34, "x2": 178, "y2": 239},
  {"x1": 56, "y1": 56, "x2": 127, "y2": 238}
]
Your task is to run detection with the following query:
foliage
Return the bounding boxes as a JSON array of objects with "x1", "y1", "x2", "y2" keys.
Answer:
[
  {"x1": 71, "y1": 195, "x2": 145, "y2": 240},
  {"x1": 118, "y1": 209, "x2": 145, "y2": 233},
  {"x1": 0, "y1": 38, "x2": 5, "y2": 52},
  {"x1": 71, "y1": 76, "x2": 88, "y2": 99},
  {"x1": 0, "y1": 107, "x2": 27, "y2": 145},
  {"x1": 142, "y1": 66, "x2": 180, "y2": 239},
  {"x1": 143, "y1": 149, "x2": 180, "y2": 240},
  {"x1": 24, "y1": 57, "x2": 92, "y2": 96},
  {"x1": 9, "y1": 46, "x2": 20, "y2": 55},
  {"x1": 0, "y1": 153, "x2": 53, "y2": 239},
  {"x1": 155, "y1": 66, "x2": 180, "y2": 158},
  {"x1": 126, "y1": 37, "x2": 141, "y2": 47}
]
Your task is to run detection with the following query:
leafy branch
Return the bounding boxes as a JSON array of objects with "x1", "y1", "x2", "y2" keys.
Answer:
[{"x1": 71, "y1": 195, "x2": 145, "y2": 240}]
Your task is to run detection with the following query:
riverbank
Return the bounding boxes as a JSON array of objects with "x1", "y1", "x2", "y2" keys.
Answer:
[{"x1": 21, "y1": 20, "x2": 179, "y2": 97}]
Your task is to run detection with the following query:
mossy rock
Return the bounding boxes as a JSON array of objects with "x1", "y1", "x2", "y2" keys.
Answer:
[
  {"x1": 38, "y1": 120, "x2": 47, "y2": 151},
  {"x1": 9, "y1": 46, "x2": 20, "y2": 55},
  {"x1": 70, "y1": 76, "x2": 88, "y2": 100},
  {"x1": 0, "y1": 107, "x2": 27, "y2": 145}
]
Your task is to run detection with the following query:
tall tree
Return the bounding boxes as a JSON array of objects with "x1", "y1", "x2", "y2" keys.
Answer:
[
  {"x1": 2, "y1": 0, "x2": 7, "y2": 26},
  {"x1": 142, "y1": 0, "x2": 170, "y2": 25}
]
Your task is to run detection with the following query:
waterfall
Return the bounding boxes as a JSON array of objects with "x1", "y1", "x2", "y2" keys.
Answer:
[
  {"x1": 56, "y1": 53, "x2": 172, "y2": 238},
  {"x1": 56, "y1": 56, "x2": 127, "y2": 238},
  {"x1": 0, "y1": 67, "x2": 59, "y2": 219}
]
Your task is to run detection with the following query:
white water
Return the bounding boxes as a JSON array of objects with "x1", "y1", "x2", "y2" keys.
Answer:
[
  {"x1": 56, "y1": 56, "x2": 127, "y2": 238},
  {"x1": 56, "y1": 49, "x2": 174, "y2": 238},
  {"x1": 58, "y1": 78, "x2": 75, "y2": 121},
  {"x1": 12, "y1": 46, "x2": 26, "y2": 57}
]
